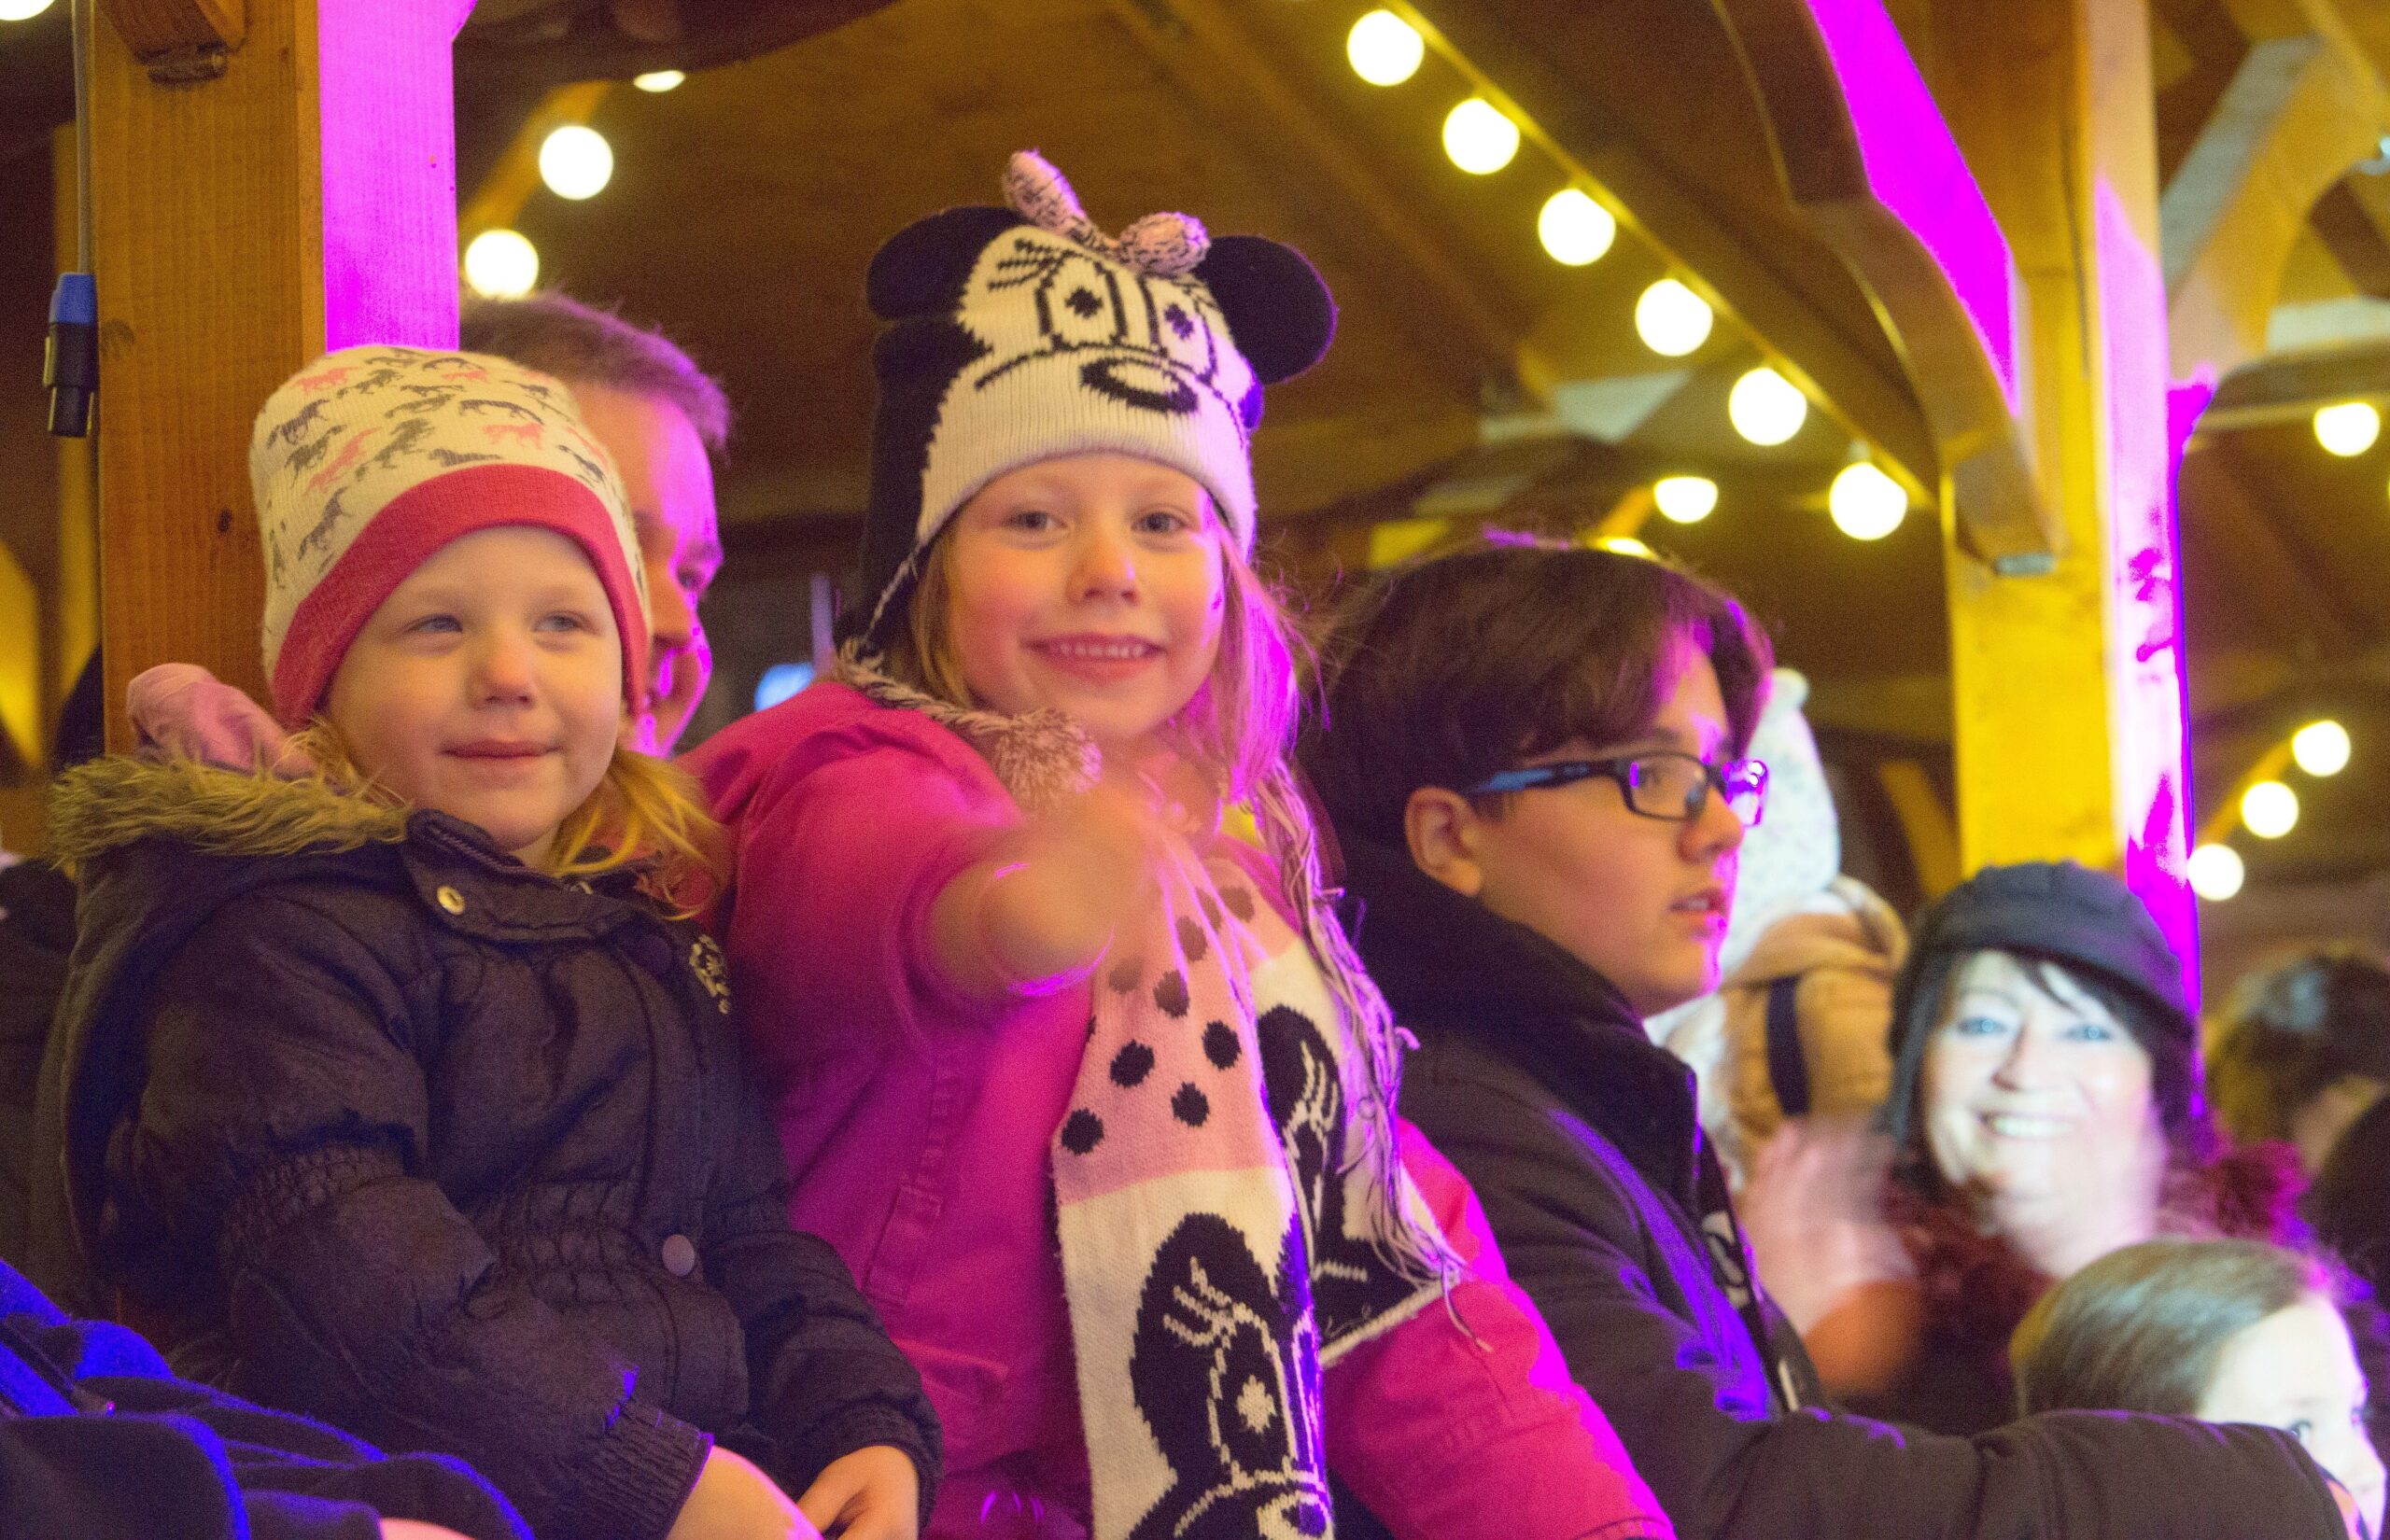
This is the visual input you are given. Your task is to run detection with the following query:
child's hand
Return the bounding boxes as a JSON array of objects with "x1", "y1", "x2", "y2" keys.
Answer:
[
  {"x1": 126, "y1": 662, "x2": 313, "y2": 775},
  {"x1": 666, "y1": 1447, "x2": 822, "y2": 1540},
  {"x1": 934, "y1": 777, "x2": 1168, "y2": 998},
  {"x1": 795, "y1": 1445, "x2": 921, "y2": 1540}
]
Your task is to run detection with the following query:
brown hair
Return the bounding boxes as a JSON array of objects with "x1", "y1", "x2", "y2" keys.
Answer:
[
  {"x1": 2010, "y1": 1238, "x2": 2340, "y2": 1418},
  {"x1": 2211, "y1": 945, "x2": 2390, "y2": 1145},
  {"x1": 1300, "y1": 540, "x2": 1774, "y2": 847},
  {"x1": 461, "y1": 291, "x2": 731, "y2": 453}
]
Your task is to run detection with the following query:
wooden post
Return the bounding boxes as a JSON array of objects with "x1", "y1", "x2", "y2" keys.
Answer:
[
  {"x1": 1919, "y1": 0, "x2": 2199, "y2": 978},
  {"x1": 91, "y1": 0, "x2": 473, "y2": 749}
]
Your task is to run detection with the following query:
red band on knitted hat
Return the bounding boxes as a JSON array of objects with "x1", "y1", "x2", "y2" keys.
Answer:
[{"x1": 272, "y1": 463, "x2": 649, "y2": 727}]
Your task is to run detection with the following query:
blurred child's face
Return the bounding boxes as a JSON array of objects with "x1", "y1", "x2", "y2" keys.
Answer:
[
  {"x1": 2199, "y1": 1293, "x2": 2385, "y2": 1536},
  {"x1": 571, "y1": 384, "x2": 721, "y2": 755},
  {"x1": 942, "y1": 453, "x2": 1226, "y2": 750},
  {"x1": 1921, "y1": 950, "x2": 2163, "y2": 1253},
  {"x1": 325, "y1": 526, "x2": 623, "y2": 867},
  {"x1": 1431, "y1": 638, "x2": 1745, "y2": 1017}
]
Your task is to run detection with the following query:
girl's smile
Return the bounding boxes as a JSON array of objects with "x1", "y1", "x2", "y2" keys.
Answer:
[{"x1": 943, "y1": 452, "x2": 1227, "y2": 750}]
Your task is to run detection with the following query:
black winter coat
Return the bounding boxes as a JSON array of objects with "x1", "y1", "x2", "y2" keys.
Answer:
[
  {"x1": 0, "y1": 859, "x2": 73, "y2": 1269},
  {"x1": 27, "y1": 758, "x2": 940, "y2": 1540},
  {"x1": 1339, "y1": 835, "x2": 2350, "y2": 1540}
]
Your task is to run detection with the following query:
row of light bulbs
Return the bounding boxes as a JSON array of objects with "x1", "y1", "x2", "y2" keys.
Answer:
[
  {"x1": 1342, "y1": 9, "x2": 1910, "y2": 540},
  {"x1": 461, "y1": 70, "x2": 687, "y2": 301},
  {"x1": 2185, "y1": 718, "x2": 2352, "y2": 902}
]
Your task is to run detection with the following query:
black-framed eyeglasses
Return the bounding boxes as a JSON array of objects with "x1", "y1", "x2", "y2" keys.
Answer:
[{"x1": 1467, "y1": 751, "x2": 1768, "y2": 827}]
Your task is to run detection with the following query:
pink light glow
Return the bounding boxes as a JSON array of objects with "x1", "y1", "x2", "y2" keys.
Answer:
[
  {"x1": 2098, "y1": 183, "x2": 2201, "y2": 1003},
  {"x1": 1804, "y1": 0, "x2": 2019, "y2": 409},
  {"x1": 316, "y1": 0, "x2": 464, "y2": 351}
]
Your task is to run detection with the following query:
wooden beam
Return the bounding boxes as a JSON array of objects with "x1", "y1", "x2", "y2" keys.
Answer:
[
  {"x1": 1921, "y1": 0, "x2": 2200, "y2": 982},
  {"x1": 2198, "y1": 333, "x2": 2390, "y2": 427},
  {"x1": 1708, "y1": 0, "x2": 2054, "y2": 563},
  {"x1": 2161, "y1": 33, "x2": 2385, "y2": 379},
  {"x1": 1412, "y1": 0, "x2": 1942, "y2": 497},
  {"x1": 91, "y1": 0, "x2": 471, "y2": 749}
]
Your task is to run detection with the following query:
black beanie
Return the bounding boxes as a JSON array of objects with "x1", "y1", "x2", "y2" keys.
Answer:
[{"x1": 1880, "y1": 861, "x2": 2202, "y2": 1154}]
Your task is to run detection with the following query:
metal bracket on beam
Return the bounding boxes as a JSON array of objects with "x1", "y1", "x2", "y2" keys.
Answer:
[
  {"x1": 98, "y1": 0, "x2": 245, "y2": 82},
  {"x1": 1990, "y1": 552, "x2": 2058, "y2": 577}
]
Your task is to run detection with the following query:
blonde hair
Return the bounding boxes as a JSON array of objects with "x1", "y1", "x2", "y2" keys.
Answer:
[
  {"x1": 289, "y1": 719, "x2": 725, "y2": 914},
  {"x1": 880, "y1": 517, "x2": 1449, "y2": 1281}
]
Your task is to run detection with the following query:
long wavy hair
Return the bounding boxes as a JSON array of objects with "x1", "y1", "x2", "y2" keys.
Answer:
[{"x1": 878, "y1": 521, "x2": 1449, "y2": 1281}]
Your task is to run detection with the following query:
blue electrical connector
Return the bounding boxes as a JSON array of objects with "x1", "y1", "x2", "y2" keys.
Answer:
[{"x1": 46, "y1": 271, "x2": 98, "y2": 439}]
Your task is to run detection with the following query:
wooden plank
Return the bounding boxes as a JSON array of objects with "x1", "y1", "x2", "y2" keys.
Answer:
[{"x1": 91, "y1": 0, "x2": 468, "y2": 749}]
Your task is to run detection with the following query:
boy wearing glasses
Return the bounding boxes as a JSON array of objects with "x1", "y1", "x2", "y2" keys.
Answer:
[{"x1": 1301, "y1": 541, "x2": 2362, "y2": 1540}]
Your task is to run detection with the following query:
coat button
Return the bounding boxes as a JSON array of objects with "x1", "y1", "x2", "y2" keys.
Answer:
[
  {"x1": 661, "y1": 1234, "x2": 697, "y2": 1278},
  {"x1": 435, "y1": 885, "x2": 466, "y2": 915}
]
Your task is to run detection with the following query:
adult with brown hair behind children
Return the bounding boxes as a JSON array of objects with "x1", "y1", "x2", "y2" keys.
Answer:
[{"x1": 1299, "y1": 539, "x2": 2365, "y2": 1540}]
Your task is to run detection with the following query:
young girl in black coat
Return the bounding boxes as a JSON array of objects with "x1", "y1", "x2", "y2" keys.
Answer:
[{"x1": 31, "y1": 346, "x2": 938, "y2": 1540}]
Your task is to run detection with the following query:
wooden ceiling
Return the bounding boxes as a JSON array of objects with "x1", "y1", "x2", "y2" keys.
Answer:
[{"x1": 5, "y1": 0, "x2": 2390, "y2": 905}]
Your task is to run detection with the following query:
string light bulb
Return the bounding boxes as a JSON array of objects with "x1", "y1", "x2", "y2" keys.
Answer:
[
  {"x1": 539, "y1": 125, "x2": 614, "y2": 201},
  {"x1": 633, "y1": 70, "x2": 686, "y2": 92},
  {"x1": 1829, "y1": 462, "x2": 1906, "y2": 539},
  {"x1": 0, "y1": 0, "x2": 57, "y2": 19},
  {"x1": 1538, "y1": 189, "x2": 1616, "y2": 267},
  {"x1": 2293, "y1": 719, "x2": 2352, "y2": 777},
  {"x1": 1653, "y1": 476, "x2": 1719, "y2": 525},
  {"x1": 1596, "y1": 535, "x2": 1656, "y2": 559},
  {"x1": 2314, "y1": 401, "x2": 2381, "y2": 457},
  {"x1": 463, "y1": 229, "x2": 540, "y2": 300},
  {"x1": 1442, "y1": 100, "x2": 1520, "y2": 175},
  {"x1": 2186, "y1": 844, "x2": 2245, "y2": 902},
  {"x1": 1728, "y1": 367, "x2": 1808, "y2": 446},
  {"x1": 1346, "y1": 10, "x2": 1425, "y2": 86},
  {"x1": 2242, "y1": 779, "x2": 2299, "y2": 839},
  {"x1": 1634, "y1": 279, "x2": 1712, "y2": 357}
]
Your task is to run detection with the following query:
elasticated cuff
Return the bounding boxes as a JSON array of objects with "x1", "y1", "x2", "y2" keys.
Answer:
[
  {"x1": 567, "y1": 1398, "x2": 712, "y2": 1540},
  {"x1": 788, "y1": 1402, "x2": 944, "y2": 1522}
]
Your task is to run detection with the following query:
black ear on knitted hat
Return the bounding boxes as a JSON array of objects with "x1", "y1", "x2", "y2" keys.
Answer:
[
  {"x1": 866, "y1": 205, "x2": 1025, "y2": 321},
  {"x1": 1195, "y1": 235, "x2": 1335, "y2": 385}
]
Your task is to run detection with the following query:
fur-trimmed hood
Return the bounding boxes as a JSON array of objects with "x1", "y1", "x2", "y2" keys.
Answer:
[{"x1": 45, "y1": 755, "x2": 406, "y2": 870}]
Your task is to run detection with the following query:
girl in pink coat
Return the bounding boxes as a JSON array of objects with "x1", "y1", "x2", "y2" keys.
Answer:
[{"x1": 688, "y1": 152, "x2": 1669, "y2": 1540}]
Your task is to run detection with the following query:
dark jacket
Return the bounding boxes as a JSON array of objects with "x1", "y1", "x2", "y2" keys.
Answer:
[
  {"x1": 28, "y1": 758, "x2": 940, "y2": 1540},
  {"x1": 1, "y1": 1253, "x2": 529, "y2": 1540},
  {"x1": 0, "y1": 859, "x2": 74, "y2": 1269},
  {"x1": 1339, "y1": 834, "x2": 2350, "y2": 1540}
]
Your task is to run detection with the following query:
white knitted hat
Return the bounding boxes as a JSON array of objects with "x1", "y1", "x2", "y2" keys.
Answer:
[
  {"x1": 851, "y1": 150, "x2": 1337, "y2": 645},
  {"x1": 250, "y1": 345, "x2": 647, "y2": 726}
]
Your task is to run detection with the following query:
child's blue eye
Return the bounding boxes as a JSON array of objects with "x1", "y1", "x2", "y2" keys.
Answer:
[
  {"x1": 2061, "y1": 1020, "x2": 2117, "y2": 1043},
  {"x1": 409, "y1": 614, "x2": 461, "y2": 635},
  {"x1": 1953, "y1": 1015, "x2": 2011, "y2": 1038},
  {"x1": 2286, "y1": 1419, "x2": 2314, "y2": 1444},
  {"x1": 1134, "y1": 509, "x2": 1192, "y2": 536},
  {"x1": 537, "y1": 612, "x2": 591, "y2": 633},
  {"x1": 1005, "y1": 509, "x2": 1059, "y2": 532}
]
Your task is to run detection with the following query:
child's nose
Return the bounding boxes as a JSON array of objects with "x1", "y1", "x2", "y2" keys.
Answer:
[
  {"x1": 1071, "y1": 525, "x2": 1140, "y2": 601},
  {"x1": 471, "y1": 630, "x2": 539, "y2": 702}
]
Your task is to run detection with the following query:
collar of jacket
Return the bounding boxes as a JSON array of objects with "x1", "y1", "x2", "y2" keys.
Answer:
[{"x1": 1338, "y1": 833, "x2": 1708, "y2": 1208}]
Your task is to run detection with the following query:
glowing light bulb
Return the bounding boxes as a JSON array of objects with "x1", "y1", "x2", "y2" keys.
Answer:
[
  {"x1": 2314, "y1": 401, "x2": 2381, "y2": 457},
  {"x1": 2187, "y1": 843, "x2": 2245, "y2": 902},
  {"x1": 1442, "y1": 99, "x2": 1520, "y2": 175},
  {"x1": 1729, "y1": 367, "x2": 1808, "y2": 446},
  {"x1": 1538, "y1": 189, "x2": 1615, "y2": 267},
  {"x1": 463, "y1": 229, "x2": 540, "y2": 300},
  {"x1": 1829, "y1": 463, "x2": 1906, "y2": 539},
  {"x1": 1652, "y1": 476, "x2": 1718, "y2": 525},
  {"x1": 633, "y1": 70, "x2": 686, "y2": 92},
  {"x1": 2293, "y1": 719, "x2": 2352, "y2": 777},
  {"x1": 0, "y1": 0, "x2": 57, "y2": 19},
  {"x1": 2242, "y1": 779, "x2": 2299, "y2": 839},
  {"x1": 1346, "y1": 10, "x2": 1425, "y2": 87},
  {"x1": 1634, "y1": 279, "x2": 1712, "y2": 357},
  {"x1": 1596, "y1": 536, "x2": 1656, "y2": 558},
  {"x1": 539, "y1": 124, "x2": 614, "y2": 201}
]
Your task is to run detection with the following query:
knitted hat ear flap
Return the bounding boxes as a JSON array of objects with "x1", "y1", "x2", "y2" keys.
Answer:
[
  {"x1": 1194, "y1": 234, "x2": 1336, "y2": 390},
  {"x1": 848, "y1": 205, "x2": 1028, "y2": 645}
]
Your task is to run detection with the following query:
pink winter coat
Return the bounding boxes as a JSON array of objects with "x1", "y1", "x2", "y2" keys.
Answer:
[{"x1": 687, "y1": 682, "x2": 1669, "y2": 1540}]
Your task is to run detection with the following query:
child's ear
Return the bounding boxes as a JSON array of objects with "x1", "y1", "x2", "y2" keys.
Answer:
[
  {"x1": 866, "y1": 206, "x2": 1025, "y2": 320},
  {"x1": 1197, "y1": 235, "x2": 1335, "y2": 385},
  {"x1": 1403, "y1": 786, "x2": 1485, "y2": 899}
]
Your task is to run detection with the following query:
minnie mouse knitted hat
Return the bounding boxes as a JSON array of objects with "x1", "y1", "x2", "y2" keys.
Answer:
[
  {"x1": 249, "y1": 345, "x2": 648, "y2": 727},
  {"x1": 848, "y1": 149, "x2": 1337, "y2": 646}
]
